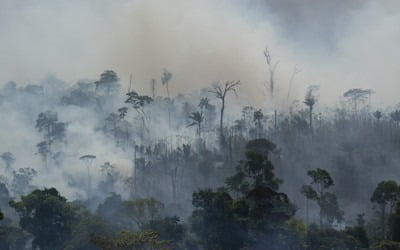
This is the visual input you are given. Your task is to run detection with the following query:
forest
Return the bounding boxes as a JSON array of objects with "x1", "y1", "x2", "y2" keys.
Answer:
[
  {"x1": 0, "y1": 68, "x2": 399, "y2": 250},
  {"x1": 1, "y1": 0, "x2": 400, "y2": 249}
]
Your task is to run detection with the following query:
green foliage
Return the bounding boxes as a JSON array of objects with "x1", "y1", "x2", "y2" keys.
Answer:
[
  {"x1": 0, "y1": 225, "x2": 31, "y2": 250},
  {"x1": 190, "y1": 189, "x2": 248, "y2": 250},
  {"x1": 64, "y1": 206, "x2": 112, "y2": 250},
  {"x1": 371, "y1": 180, "x2": 400, "y2": 239},
  {"x1": 9, "y1": 188, "x2": 76, "y2": 250},
  {"x1": 301, "y1": 168, "x2": 343, "y2": 227},
  {"x1": 307, "y1": 168, "x2": 334, "y2": 190},
  {"x1": 301, "y1": 185, "x2": 318, "y2": 200},
  {"x1": 372, "y1": 240, "x2": 400, "y2": 250},
  {"x1": 226, "y1": 140, "x2": 281, "y2": 195},
  {"x1": 371, "y1": 181, "x2": 400, "y2": 207},
  {"x1": 119, "y1": 198, "x2": 164, "y2": 230},
  {"x1": 91, "y1": 230, "x2": 173, "y2": 250},
  {"x1": 191, "y1": 139, "x2": 296, "y2": 249},
  {"x1": 143, "y1": 216, "x2": 185, "y2": 242},
  {"x1": 305, "y1": 224, "x2": 368, "y2": 250}
]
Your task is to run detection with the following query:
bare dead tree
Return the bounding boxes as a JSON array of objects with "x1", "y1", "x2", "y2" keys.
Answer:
[
  {"x1": 209, "y1": 81, "x2": 240, "y2": 144},
  {"x1": 264, "y1": 48, "x2": 280, "y2": 99},
  {"x1": 287, "y1": 65, "x2": 302, "y2": 111}
]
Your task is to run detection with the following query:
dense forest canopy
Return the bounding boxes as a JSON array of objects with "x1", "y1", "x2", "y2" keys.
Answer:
[{"x1": 1, "y1": 0, "x2": 400, "y2": 249}]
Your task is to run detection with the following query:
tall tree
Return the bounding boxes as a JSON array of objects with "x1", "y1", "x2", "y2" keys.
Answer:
[
  {"x1": 188, "y1": 111, "x2": 204, "y2": 137},
  {"x1": 94, "y1": 70, "x2": 120, "y2": 97},
  {"x1": 343, "y1": 88, "x2": 373, "y2": 113},
  {"x1": 304, "y1": 85, "x2": 319, "y2": 132},
  {"x1": 390, "y1": 110, "x2": 400, "y2": 128},
  {"x1": 301, "y1": 168, "x2": 343, "y2": 227},
  {"x1": 9, "y1": 188, "x2": 75, "y2": 250},
  {"x1": 253, "y1": 109, "x2": 264, "y2": 138},
  {"x1": 371, "y1": 180, "x2": 400, "y2": 239},
  {"x1": 264, "y1": 48, "x2": 279, "y2": 99},
  {"x1": 35, "y1": 111, "x2": 67, "y2": 169},
  {"x1": 161, "y1": 69, "x2": 172, "y2": 99},
  {"x1": 161, "y1": 69, "x2": 173, "y2": 127},
  {"x1": 125, "y1": 90, "x2": 153, "y2": 143},
  {"x1": 209, "y1": 81, "x2": 240, "y2": 144},
  {"x1": 79, "y1": 155, "x2": 96, "y2": 200},
  {"x1": 150, "y1": 78, "x2": 157, "y2": 99}
]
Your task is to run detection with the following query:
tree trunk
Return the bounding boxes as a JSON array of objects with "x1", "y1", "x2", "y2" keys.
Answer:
[
  {"x1": 87, "y1": 165, "x2": 91, "y2": 200},
  {"x1": 220, "y1": 99, "x2": 225, "y2": 143},
  {"x1": 382, "y1": 204, "x2": 386, "y2": 239},
  {"x1": 309, "y1": 106, "x2": 313, "y2": 132}
]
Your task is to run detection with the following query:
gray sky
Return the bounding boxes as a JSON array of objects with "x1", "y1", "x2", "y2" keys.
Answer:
[{"x1": 0, "y1": 0, "x2": 399, "y2": 106}]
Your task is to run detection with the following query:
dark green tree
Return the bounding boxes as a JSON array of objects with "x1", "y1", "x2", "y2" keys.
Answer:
[
  {"x1": 301, "y1": 168, "x2": 343, "y2": 227},
  {"x1": 9, "y1": 188, "x2": 76, "y2": 250},
  {"x1": 226, "y1": 139, "x2": 280, "y2": 195},
  {"x1": 91, "y1": 230, "x2": 172, "y2": 250},
  {"x1": 190, "y1": 189, "x2": 248, "y2": 250},
  {"x1": 371, "y1": 180, "x2": 400, "y2": 239}
]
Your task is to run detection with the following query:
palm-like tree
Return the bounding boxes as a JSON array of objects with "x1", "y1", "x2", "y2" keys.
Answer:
[
  {"x1": 188, "y1": 112, "x2": 204, "y2": 137},
  {"x1": 161, "y1": 69, "x2": 172, "y2": 98},
  {"x1": 253, "y1": 109, "x2": 264, "y2": 138},
  {"x1": 304, "y1": 86, "x2": 319, "y2": 131},
  {"x1": 161, "y1": 69, "x2": 173, "y2": 127}
]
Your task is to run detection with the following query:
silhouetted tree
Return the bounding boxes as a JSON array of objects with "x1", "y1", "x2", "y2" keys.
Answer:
[
  {"x1": 371, "y1": 180, "x2": 400, "y2": 239},
  {"x1": 264, "y1": 48, "x2": 279, "y2": 99},
  {"x1": 343, "y1": 88, "x2": 373, "y2": 113},
  {"x1": 301, "y1": 168, "x2": 343, "y2": 227},
  {"x1": 209, "y1": 81, "x2": 240, "y2": 144},
  {"x1": 79, "y1": 155, "x2": 96, "y2": 199},
  {"x1": 304, "y1": 85, "x2": 319, "y2": 132},
  {"x1": 94, "y1": 70, "x2": 120, "y2": 97},
  {"x1": 10, "y1": 188, "x2": 75, "y2": 250},
  {"x1": 188, "y1": 111, "x2": 204, "y2": 137}
]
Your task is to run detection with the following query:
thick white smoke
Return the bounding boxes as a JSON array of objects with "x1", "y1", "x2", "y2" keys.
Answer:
[{"x1": 0, "y1": 0, "x2": 399, "y2": 107}]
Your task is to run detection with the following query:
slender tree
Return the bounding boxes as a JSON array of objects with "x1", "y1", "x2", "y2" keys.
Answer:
[
  {"x1": 264, "y1": 48, "x2": 279, "y2": 99},
  {"x1": 79, "y1": 154, "x2": 96, "y2": 199},
  {"x1": 94, "y1": 70, "x2": 120, "y2": 97},
  {"x1": 150, "y1": 78, "x2": 157, "y2": 99},
  {"x1": 209, "y1": 81, "x2": 240, "y2": 144},
  {"x1": 301, "y1": 168, "x2": 343, "y2": 227},
  {"x1": 161, "y1": 69, "x2": 173, "y2": 128},
  {"x1": 304, "y1": 85, "x2": 319, "y2": 132},
  {"x1": 253, "y1": 109, "x2": 264, "y2": 138},
  {"x1": 371, "y1": 180, "x2": 400, "y2": 239},
  {"x1": 343, "y1": 88, "x2": 374, "y2": 114},
  {"x1": 188, "y1": 111, "x2": 204, "y2": 137}
]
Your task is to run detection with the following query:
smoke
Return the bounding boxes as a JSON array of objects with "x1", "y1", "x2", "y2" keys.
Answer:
[{"x1": 0, "y1": 0, "x2": 399, "y2": 108}]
